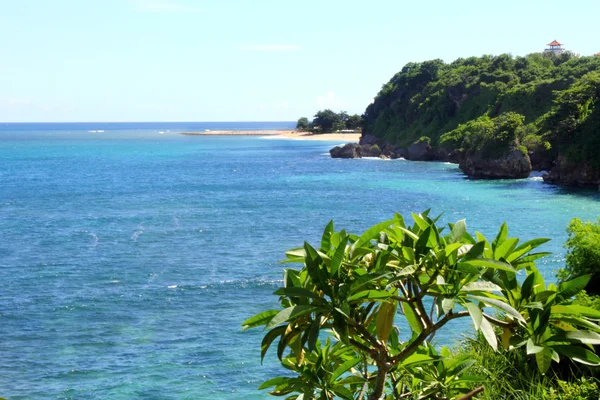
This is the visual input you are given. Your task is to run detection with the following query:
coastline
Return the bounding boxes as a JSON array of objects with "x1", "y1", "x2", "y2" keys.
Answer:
[{"x1": 181, "y1": 130, "x2": 361, "y2": 142}]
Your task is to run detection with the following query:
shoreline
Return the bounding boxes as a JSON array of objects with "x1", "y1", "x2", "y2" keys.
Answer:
[{"x1": 180, "y1": 130, "x2": 361, "y2": 142}]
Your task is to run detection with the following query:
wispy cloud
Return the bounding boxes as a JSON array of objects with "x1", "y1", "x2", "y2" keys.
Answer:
[
  {"x1": 0, "y1": 98, "x2": 51, "y2": 112},
  {"x1": 240, "y1": 45, "x2": 300, "y2": 52},
  {"x1": 316, "y1": 92, "x2": 347, "y2": 110},
  {"x1": 132, "y1": 0, "x2": 204, "y2": 13}
]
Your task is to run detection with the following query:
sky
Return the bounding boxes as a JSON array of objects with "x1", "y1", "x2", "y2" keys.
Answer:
[{"x1": 0, "y1": 0, "x2": 599, "y2": 122}]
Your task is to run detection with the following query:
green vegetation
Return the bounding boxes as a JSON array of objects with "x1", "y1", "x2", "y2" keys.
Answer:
[
  {"x1": 362, "y1": 52, "x2": 600, "y2": 167},
  {"x1": 559, "y1": 218, "x2": 600, "y2": 293},
  {"x1": 243, "y1": 212, "x2": 600, "y2": 399},
  {"x1": 297, "y1": 110, "x2": 362, "y2": 133}
]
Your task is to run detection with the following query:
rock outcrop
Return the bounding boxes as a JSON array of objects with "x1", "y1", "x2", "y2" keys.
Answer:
[
  {"x1": 542, "y1": 157, "x2": 600, "y2": 187},
  {"x1": 459, "y1": 149, "x2": 532, "y2": 179},
  {"x1": 329, "y1": 143, "x2": 361, "y2": 158}
]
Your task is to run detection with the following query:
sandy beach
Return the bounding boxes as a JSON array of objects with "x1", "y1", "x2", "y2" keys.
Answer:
[{"x1": 181, "y1": 130, "x2": 361, "y2": 142}]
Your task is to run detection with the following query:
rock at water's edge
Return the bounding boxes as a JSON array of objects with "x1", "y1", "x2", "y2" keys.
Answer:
[
  {"x1": 459, "y1": 149, "x2": 532, "y2": 179},
  {"x1": 542, "y1": 157, "x2": 600, "y2": 187},
  {"x1": 330, "y1": 143, "x2": 360, "y2": 158}
]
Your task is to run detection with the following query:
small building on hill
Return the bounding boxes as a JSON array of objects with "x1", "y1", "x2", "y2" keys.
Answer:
[
  {"x1": 544, "y1": 40, "x2": 565, "y2": 55},
  {"x1": 595, "y1": 52, "x2": 600, "y2": 57}
]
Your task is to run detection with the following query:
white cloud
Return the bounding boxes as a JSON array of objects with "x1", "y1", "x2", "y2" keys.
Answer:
[
  {"x1": 316, "y1": 92, "x2": 347, "y2": 110},
  {"x1": 0, "y1": 99, "x2": 32, "y2": 108},
  {"x1": 132, "y1": 0, "x2": 204, "y2": 13},
  {"x1": 240, "y1": 45, "x2": 300, "y2": 52}
]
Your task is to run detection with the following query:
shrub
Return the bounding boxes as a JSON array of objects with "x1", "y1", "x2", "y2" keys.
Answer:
[{"x1": 243, "y1": 213, "x2": 600, "y2": 399}]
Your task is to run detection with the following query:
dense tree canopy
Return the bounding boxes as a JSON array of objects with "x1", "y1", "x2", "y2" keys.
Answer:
[
  {"x1": 362, "y1": 52, "x2": 600, "y2": 166},
  {"x1": 297, "y1": 110, "x2": 363, "y2": 134}
]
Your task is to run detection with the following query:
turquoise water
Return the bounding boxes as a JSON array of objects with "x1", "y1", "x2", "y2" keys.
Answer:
[{"x1": 1, "y1": 123, "x2": 599, "y2": 399}]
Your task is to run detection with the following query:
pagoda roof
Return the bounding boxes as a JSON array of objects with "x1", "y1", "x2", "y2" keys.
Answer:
[{"x1": 548, "y1": 40, "x2": 563, "y2": 46}]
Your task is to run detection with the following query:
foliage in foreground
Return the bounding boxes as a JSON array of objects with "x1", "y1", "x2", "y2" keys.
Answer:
[
  {"x1": 559, "y1": 218, "x2": 600, "y2": 293},
  {"x1": 456, "y1": 333, "x2": 599, "y2": 400},
  {"x1": 243, "y1": 212, "x2": 600, "y2": 399}
]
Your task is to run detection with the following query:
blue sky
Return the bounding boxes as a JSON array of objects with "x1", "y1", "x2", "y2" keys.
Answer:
[{"x1": 0, "y1": 0, "x2": 598, "y2": 122}]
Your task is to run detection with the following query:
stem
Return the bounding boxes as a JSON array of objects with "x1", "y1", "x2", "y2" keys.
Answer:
[
  {"x1": 457, "y1": 386, "x2": 485, "y2": 400},
  {"x1": 390, "y1": 310, "x2": 469, "y2": 365},
  {"x1": 369, "y1": 360, "x2": 388, "y2": 400}
]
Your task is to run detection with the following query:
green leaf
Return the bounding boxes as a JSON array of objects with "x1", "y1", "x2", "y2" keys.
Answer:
[
  {"x1": 411, "y1": 212, "x2": 430, "y2": 231},
  {"x1": 273, "y1": 287, "x2": 323, "y2": 301},
  {"x1": 554, "y1": 345, "x2": 600, "y2": 366},
  {"x1": 402, "y1": 301, "x2": 422, "y2": 334},
  {"x1": 480, "y1": 316, "x2": 497, "y2": 352},
  {"x1": 242, "y1": 310, "x2": 280, "y2": 330},
  {"x1": 265, "y1": 306, "x2": 316, "y2": 330},
  {"x1": 465, "y1": 302, "x2": 482, "y2": 331},
  {"x1": 330, "y1": 357, "x2": 361, "y2": 382},
  {"x1": 513, "y1": 238, "x2": 550, "y2": 253},
  {"x1": 258, "y1": 376, "x2": 289, "y2": 390},
  {"x1": 347, "y1": 290, "x2": 392, "y2": 302},
  {"x1": 330, "y1": 237, "x2": 349, "y2": 277},
  {"x1": 492, "y1": 222, "x2": 508, "y2": 249},
  {"x1": 402, "y1": 353, "x2": 435, "y2": 367},
  {"x1": 557, "y1": 275, "x2": 591, "y2": 302},
  {"x1": 442, "y1": 298, "x2": 454, "y2": 314},
  {"x1": 350, "y1": 219, "x2": 395, "y2": 257},
  {"x1": 462, "y1": 258, "x2": 515, "y2": 272},
  {"x1": 376, "y1": 301, "x2": 397, "y2": 342},
  {"x1": 552, "y1": 305, "x2": 600, "y2": 319},
  {"x1": 470, "y1": 295, "x2": 526, "y2": 323},
  {"x1": 461, "y1": 282, "x2": 502, "y2": 292},
  {"x1": 535, "y1": 348, "x2": 553, "y2": 374},
  {"x1": 321, "y1": 220, "x2": 334, "y2": 251},
  {"x1": 448, "y1": 219, "x2": 467, "y2": 244},
  {"x1": 261, "y1": 326, "x2": 286, "y2": 363},
  {"x1": 461, "y1": 241, "x2": 485, "y2": 261},
  {"x1": 494, "y1": 237, "x2": 519, "y2": 260},
  {"x1": 526, "y1": 338, "x2": 544, "y2": 354},
  {"x1": 551, "y1": 330, "x2": 600, "y2": 345}
]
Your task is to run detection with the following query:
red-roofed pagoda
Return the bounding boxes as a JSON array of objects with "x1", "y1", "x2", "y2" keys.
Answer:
[{"x1": 544, "y1": 40, "x2": 564, "y2": 55}]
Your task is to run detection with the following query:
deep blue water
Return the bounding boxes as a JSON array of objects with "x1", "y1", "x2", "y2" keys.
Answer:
[{"x1": 1, "y1": 123, "x2": 599, "y2": 399}]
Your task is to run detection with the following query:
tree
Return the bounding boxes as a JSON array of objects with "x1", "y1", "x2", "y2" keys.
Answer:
[
  {"x1": 560, "y1": 218, "x2": 600, "y2": 294},
  {"x1": 243, "y1": 212, "x2": 600, "y2": 399},
  {"x1": 296, "y1": 117, "x2": 310, "y2": 131},
  {"x1": 313, "y1": 109, "x2": 341, "y2": 133},
  {"x1": 346, "y1": 114, "x2": 363, "y2": 130}
]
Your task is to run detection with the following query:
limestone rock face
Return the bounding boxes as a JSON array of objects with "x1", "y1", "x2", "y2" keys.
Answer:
[
  {"x1": 542, "y1": 157, "x2": 600, "y2": 187},
  {"x1": 459, "y1": 149, "x2": 532, "y2": 179},
  {"x1": 407, "y1": 141, "x2": 432, "y2": 161},
  {"x1": 329, "y1": 143, "x2": 360, "y2": 158}
]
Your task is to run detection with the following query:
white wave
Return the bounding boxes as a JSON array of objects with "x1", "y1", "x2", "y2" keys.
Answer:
[
  {"x1": 131, "y1": 223, "x2": 144, "y2": 241},
  {"x1": 89, "y1": 233, "x2": 98, "y2": 247},
  {"x1": 529, "y1": 176, "x2": 544, "y2": 181},
  {"x1": 259, "y1": 135, "x2": 290, "y2": 140},
  {"x1": 168, "y1": 285, "x2": 178, "y2": 289}
]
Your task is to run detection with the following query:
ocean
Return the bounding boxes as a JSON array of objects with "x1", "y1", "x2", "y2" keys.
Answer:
[{"x1": 1, "y1": 122, "x2": 599, "y2": 399}]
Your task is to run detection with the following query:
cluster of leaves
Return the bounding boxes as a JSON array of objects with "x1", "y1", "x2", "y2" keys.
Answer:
[
  {"x1": 439, "y1": 112, "x2": 525, "y2": 158},
  {"x1": 558, "y1": 218, "x2": 600, "y2": 293},
  {"x1": 243, "y1": 212, "x2": 600, "y2": 399},
  {"x1": 297, "y1": 110, "x2": 362, "y2": 133},
  {"x1": 362, "y1": 52, "x2": 600, "y2": 166}
]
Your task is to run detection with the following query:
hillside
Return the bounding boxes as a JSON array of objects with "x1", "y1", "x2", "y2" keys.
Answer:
[{"x1": 358, "y1": 53, "x2": 600, "y2": 185}]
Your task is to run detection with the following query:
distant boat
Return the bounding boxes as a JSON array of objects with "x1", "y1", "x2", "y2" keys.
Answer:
[{"x1": 205, "y1": 129, "x2": 211, "y2": 132}]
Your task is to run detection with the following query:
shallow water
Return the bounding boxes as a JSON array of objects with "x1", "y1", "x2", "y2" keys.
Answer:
[{"x1": 1, "y1": 123, "x2": 599, "y2": 399}]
